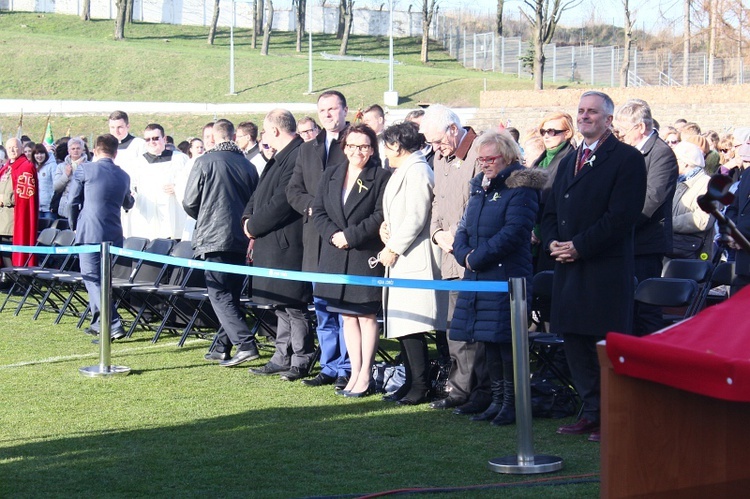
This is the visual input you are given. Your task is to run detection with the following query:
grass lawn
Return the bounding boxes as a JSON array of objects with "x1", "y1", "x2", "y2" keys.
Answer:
[
  {"x1": 0, "y1": 11, "x2": 567, "y2": 142},
  {"x1": 0, "y1": 302, "x2": 599, "y2": 498}
]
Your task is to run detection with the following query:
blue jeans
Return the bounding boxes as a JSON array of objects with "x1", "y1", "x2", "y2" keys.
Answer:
[{"x1": 313, "y1": 294, "x2": 349, "y2": 377}]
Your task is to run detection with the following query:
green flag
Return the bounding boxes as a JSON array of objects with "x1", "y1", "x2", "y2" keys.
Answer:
[{"x1": 43, "y1": 121, "x2": 54, "y2": 145}]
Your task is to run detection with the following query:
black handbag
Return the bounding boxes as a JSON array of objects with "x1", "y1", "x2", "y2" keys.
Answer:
[{"x1": 668, "y1": 232, "x2": 708, "y2": 259}]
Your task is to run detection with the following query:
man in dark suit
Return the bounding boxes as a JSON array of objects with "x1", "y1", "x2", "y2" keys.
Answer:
[
  {"x1": 286, "y1": 90, "x2": 351, "y2": 390},
  {"x1": 244, "y1": 109, "x2": 313, "y2": 381},
  {"x1": 68, "y1": 134, "x2": 135, "y2": 340},
  {"x1": 542, "y1": 91, "x2": 647, "y2": 442},
  {"x1": 613, "y1": 99, "x2": 678, "y2": 336}
]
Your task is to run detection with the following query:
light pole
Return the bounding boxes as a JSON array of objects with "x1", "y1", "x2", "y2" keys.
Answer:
[
  {"x1": 228, "y1": 0, "x2": 236, "y2": 95},
  {"x1": 383, "y1": 0, "x2": 398, "y2": 106},
  {"x1": 306, "y1": 4, "x2": 314, "y2": 95}
]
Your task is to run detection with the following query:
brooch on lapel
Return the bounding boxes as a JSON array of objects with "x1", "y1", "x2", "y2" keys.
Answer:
[
  {"x1": 489, "y1": 192, "x2": 501, "y2": 202},
  {"x1": 583, "y1": 155, "x2": 596, "y2": 169},
  {"x1": 356, "y1": 179, "x2": 369, "y2": 193}
]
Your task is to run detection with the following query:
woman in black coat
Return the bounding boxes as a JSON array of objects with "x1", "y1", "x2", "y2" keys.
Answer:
[
  {"x1": 312, "y1": 124, "x2": 391, "y2": 397},
  {"x1": 451, "y1": 130, "x2": 544, "y2": 425}
]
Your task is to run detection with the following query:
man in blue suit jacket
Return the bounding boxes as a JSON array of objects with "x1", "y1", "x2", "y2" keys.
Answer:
[{"x1": 69, "y1": 134, "x2": 135, "y2": 339}]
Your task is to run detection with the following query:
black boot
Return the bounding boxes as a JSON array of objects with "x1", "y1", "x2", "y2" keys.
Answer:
[
  {"x1": 491, "y1": 379, "x2": 516, "y2": 426},
  {"x1": 470, "y1": 377, "x2": 504, "y2": 421},
  {"x1": 398, "y1": 334, "x2": 430, "y2": 405}
]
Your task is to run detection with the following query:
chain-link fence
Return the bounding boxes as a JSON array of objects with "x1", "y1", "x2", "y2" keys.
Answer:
[{"x1": 436, "y1": 25, "x2": 750, "y2": 87}]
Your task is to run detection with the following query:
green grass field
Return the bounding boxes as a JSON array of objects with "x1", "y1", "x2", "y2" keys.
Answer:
[
  {"x1": 0, "y1": 11, "x2": 561, "y2": 142},
  {"x1": 0, "y1": 304, "x2": 600, "y2": 498}
]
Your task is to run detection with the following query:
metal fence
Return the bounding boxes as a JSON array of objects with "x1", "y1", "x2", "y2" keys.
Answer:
[{"x1": 435, "y1": 25, "x2": 749, "y2": 87}]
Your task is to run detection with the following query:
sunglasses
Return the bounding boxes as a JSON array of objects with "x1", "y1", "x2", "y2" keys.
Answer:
[
  {"x1": 539, "y1": 129, "x2": 566, "y2": 137},
  {"x1": 667, "y1": 140, "x2": 680, "y2": 145},
  {"x1": 720, "y1": 148, "x2": 731, "y2": 154},
  {"x1": 144, "y1": 136, "x2": 163, "y2": 142}
]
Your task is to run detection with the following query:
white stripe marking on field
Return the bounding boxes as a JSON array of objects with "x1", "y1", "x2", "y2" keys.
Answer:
[{"x1": 0, "y1": 339, "x2": 204, "y2": 369}]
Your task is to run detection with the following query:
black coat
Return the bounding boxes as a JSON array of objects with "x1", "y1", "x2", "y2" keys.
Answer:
[
  {"x1": 726, "y1": 169, "x2": 750, "y2": 277},
  {"x1": 243, "y1": 136, "x2": 312, "y2": 306},
  {"x1": 312, "y1": 158, "x2": 391, "y2": 305},
  {"x1": 541, "y1": 134, "x2": 647, "y2": 337},
  {"x1": 634, "y1": 132, "x2": 678, "y2": 255},
  {"x1": 286, "y1": 128, "x2": 349, "y2": 272}
]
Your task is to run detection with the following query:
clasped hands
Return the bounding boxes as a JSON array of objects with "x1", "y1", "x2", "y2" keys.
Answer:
[{"x1": 549, "y1": 240, "x2": 579, "y2": 263}]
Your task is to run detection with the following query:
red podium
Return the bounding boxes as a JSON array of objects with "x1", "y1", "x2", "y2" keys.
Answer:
[{"x1": 599, "y1": 287, "x2": 750, "y2": 497}]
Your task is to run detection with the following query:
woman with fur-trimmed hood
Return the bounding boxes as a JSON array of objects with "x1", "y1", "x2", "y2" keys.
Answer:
[{"x1": 450, "y1": 130, "x2": 546, "y2": 427}]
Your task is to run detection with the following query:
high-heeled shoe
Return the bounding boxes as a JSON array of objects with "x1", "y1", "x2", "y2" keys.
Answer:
[
  {"x1": 345, "y1": 383, "x2": 374, "y2": 398},
  {"x1": 382, "y1": 385, "x2": 409, "y2": 402},
  {"x1": 335, "y1": 389, "x2": 350, "y2": 396}
]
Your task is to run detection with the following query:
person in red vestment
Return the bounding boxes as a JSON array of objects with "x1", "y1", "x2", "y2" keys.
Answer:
[{"x1": 4, "y1": 138, "x2": 38, "y2": 266}]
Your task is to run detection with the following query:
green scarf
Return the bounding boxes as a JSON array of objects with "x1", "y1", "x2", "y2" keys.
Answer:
[{"x1": 538, "y1": 142, "x2": 568, "y2": 169}]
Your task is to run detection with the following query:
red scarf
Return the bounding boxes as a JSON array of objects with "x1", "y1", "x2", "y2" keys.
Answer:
[{"x1": 7, "y1": 156, "x2": 39, "y2": 266}]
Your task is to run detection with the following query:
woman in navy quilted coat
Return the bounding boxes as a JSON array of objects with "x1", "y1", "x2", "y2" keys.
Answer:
[{"x1": 450, "y1": 130, "x2": 545, "y2": 426}]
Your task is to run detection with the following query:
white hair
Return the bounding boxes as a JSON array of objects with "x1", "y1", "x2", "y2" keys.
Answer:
[{"x1": 420, "y1": 104, "x2": 462, "y2": 135}]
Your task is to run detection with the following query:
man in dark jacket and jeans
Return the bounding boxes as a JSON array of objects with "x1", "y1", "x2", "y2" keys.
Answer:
[{"x1": 183, "y1": 119, "x2": 260, "y2": 366}]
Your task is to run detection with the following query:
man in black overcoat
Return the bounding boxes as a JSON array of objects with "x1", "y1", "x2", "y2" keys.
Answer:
[
  {"x1": 613, "y1": 99, "x2": 678, "y2": 336},
  {"x1": 541, "y1": 91, "x2": 647, "y2": 442},
  {"x1": 244, "y1": 109, "x2": 313, "y2": 381}
]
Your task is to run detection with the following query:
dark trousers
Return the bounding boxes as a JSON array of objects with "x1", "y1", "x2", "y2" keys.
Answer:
[
  {"x1": 399, "y1": 333, "x2": 430, "y2": 398},
  {"x1": 633, "y1": 253, "x2": 665, "y2": 336},
  {"x1": 270, "y1": 306, "x2": 315, "y2": 369},
  {"x1": 80, "y1": 251, "x2": 122, "y2": 331},
  {"x1": 563, "y1": 333, "x2": 604, "y2": 422},
  {"x1": 205, "y1": 252, "x2": 255, "y2": 353}
]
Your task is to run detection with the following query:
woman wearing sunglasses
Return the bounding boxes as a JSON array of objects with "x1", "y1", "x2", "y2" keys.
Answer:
[
  {"x1": 312, "y1": 124, "x2": 391, "y2": 397},
  {"x1": 531, "y1": 112, "x2": 576, "y2": 273}
]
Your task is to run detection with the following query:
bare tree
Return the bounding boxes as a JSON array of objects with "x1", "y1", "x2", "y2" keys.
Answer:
[
  {"x1": 253, "y1": 0, "x2": 264, "y2": 49},
  {"x1": 708, "y1": 0, "x2": 717, "y2": 83},
  {"x1": 496, "y1": 0, "x2": 504, "y2": 36},
  {"x1": 339, "y1": 0, "x2": 353, "y2": 54},
  {"x1": 337, "y1": 0, "x2": 347, "y2": 39},
  {"x1": 521, "y1": 0, "x2": 579, "y2": 90},
  {"x1": 114, "y1": 0, "x2": 127, "y2": 39},
  {"x1": 421, "y1": 0, "x2": 438, "y2": 63},
  {"x1": 295, "y1": 0, "x2": 307, "y2": 52},
  {"x1": 208, "y1": 0, "x2": 221, "y2": 45},
  {"x1": 81, "y1": 0, "x2": 91, "y2": 21},
  {"x1": 683, "y1": 0, "x2": 690, "y2": 85},
  {"x1": 619, "y1": 0, "x2": 633, "y2": 87},
  {"x1": 125, "y1": 0, "x2": 134, "y2": 23},
  {"x1": 261, "y1": 0, "x2": 274, "y2": 55}
]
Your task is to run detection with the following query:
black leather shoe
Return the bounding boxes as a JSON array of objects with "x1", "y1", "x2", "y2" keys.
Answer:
[
  {"x1": 84, "y1": 327, "x2": 99, "y2": 336},
  {"x1": 204, "y1": 351, "x2": 231, "y2": 362},
  {"x1": 301, "y1": 372, "x2": 336, "y2": 387},
  {"x1": 334, "y1": 375, "x2": 350, "y2": 391},
  {"x1": 110, "y1": 325, "x2": 127, "y2": 341},
  {"x1": 397, "y1": 396, "x2": 428, "y2": 406},
  {"x1": 249, "y1": 362, "x2": 289, "y2": 375},
  {"x1": 429, "y1": 397, "x2": 464, "y2": 410},
  {"x1": 280, "y1": 366, "x2": 307, "y2": 382},
  {"x1": 382, "y1": 393, "x2": 401, "y2": 402},
  {"x1": 219, "y1": 348, "x2": 260, "y2": 367},
  {"x1": 452, "y1": 399, "x2": 491, "y2": 415}
]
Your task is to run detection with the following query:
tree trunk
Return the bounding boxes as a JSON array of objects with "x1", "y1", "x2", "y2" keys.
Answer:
[
  {"x1": 252, "y1": 0, "x2": 261, "y2": 49},
  {"x1": 496, "y1": 0, "x2": 504, "y2": 36},
  {"x1": 533, "y1": 34, "x2": 545, "y2": 90},
  {"x1": 336, "y1": 0, "x2": 346, "y2": 39},
  {"x1": 208, "y1": 0, "x2": 221, "y2": 45},
  {"x1": 619, "y1": 0, "x2": 632, "y2": 87},
  {"x1": 261, "y1": 0, "x2": 274, "y2": 55},
  {"x1": 338, "y1": 0, "x2": 352, "y2": 55},
  {"x1": 114, "y1": 0, "x2": 127, "y2": 40},
  {"x1": 81, "y1": 0, "x2": 91, "y2": 21},
  {"x1": 708, "y1": 0, "x2": 716, "y2": 84},
  {"x1": 125, "y1": 0, "x2": 134, "y2": 23},
  {"x1": 683, "y1": 0, "x2": 690, "y2": 85},
  {"x1": 295, "y1": 0, "x2": 306, "y2": 52}
]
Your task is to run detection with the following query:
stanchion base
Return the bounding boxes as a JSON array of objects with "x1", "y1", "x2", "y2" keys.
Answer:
[
  {"x1": 488, "y1": 455, "x2": 563, "y2": 474},
  {"x1": 79, "y1": 365, "x2": 131, "y2": 378}
]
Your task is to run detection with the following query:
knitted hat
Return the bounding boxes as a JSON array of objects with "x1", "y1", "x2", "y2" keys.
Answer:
[{"x1": 673, "y1": 141, "x2": 705, "y2": 168}]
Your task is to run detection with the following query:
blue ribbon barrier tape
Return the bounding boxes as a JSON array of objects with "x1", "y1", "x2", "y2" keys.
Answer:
[
  {"x1": 0, "y1": 244, "x2": 100, "y2": 255},
  {"x1": 110, "y1": 246, "x2": 509, "y2": 293}
]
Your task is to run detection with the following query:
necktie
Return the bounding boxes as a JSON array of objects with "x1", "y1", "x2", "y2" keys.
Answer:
[{"x1": 576, "y1": 148, "x2": 592, "y2": 175}]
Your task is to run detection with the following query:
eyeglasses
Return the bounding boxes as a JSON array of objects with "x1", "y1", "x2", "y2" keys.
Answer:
[
  {"x1": 476, "y1": 155, "x2": 503, "y2": 165},
  {"x1": 720, "y1": 148, "x2": 731, "y2": 153},
  {"x1": 667, "y1": 139, "x2": 680, "y2": 145},
  {"x1": 539, "y1": 129, "x2": 566, "y2": 137},
  {"x1": 298, "y1": 128, "x2": 317, "y2": 135},
  {"x1": 345, "y1": 144, "x2": 373, "y2": 153},
  {"x1": 144, "y1": 136, "x2": 163, "y2": 142},
  {"x1": 613, "y1": 124, "x2": 637, "y2": 137}
]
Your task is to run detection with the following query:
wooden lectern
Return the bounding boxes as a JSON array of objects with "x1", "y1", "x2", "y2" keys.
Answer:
[{"x1": 599, "y1": 343, "x2": 750, "y2": 497}]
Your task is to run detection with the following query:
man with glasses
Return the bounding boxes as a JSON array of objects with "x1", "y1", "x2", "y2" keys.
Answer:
[
  {"x1": 130, "y1": 123, "x2": 190, "y2": 240},
  {"x1": 419, "y1": 104, "x2": 489, "y2": 415},
  {"x1": 236, "y1": 121, "x2": 267, "y2": 176},
  {"x1": 286, "y1": 90, "x2": 351, "y2": 389},
  {"x1": 613, "y1": 99, "x2": 678, "y2": 336},
  {"x1": 296, "y1": 117, "x2": 321, "y2": 143}
]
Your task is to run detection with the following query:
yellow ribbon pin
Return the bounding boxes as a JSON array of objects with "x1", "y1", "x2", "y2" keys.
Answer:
[{"x1": 357, "y1": 179, "x2": 369, "y2": 193}]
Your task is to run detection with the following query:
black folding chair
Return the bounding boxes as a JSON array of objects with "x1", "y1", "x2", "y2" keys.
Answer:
[
  {"x1": 634, "y1": 277, "x2": 700, "y2": 324},
  {"x1": 0, "y1": 227, "x2": 58, "y2": 313}
]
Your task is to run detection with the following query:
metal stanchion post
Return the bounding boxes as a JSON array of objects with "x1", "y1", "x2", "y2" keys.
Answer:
[
  {"x1": 79, "y1": 242, "x2": 130, "y2": 378},
  {"x1": 488, "y1": 277, "x2": 562, "y2": 474}
]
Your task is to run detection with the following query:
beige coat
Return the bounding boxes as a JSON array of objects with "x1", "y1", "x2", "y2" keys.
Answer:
[
  {"x1": 382, "y1": 151, "x2": 447, "y2": 338},
  {"x1": 672, "y1": 170, "x2": 714, "y2": 234},
  {"x1": 0, "y1": 166, "x2": 14, "y2": 236}
]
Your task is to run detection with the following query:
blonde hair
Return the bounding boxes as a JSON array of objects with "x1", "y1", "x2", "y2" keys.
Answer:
[
  {"x1": 475, "y1": 130, "x2": 521, "y2": 164},
  {"x1": 538, "y1": 112, "x2": 574, "y2": 141}
]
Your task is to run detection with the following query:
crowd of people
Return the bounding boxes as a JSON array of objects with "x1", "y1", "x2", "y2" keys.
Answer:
[{"x1": 3, "y1": 90, "x2": 750, "y2": 444}]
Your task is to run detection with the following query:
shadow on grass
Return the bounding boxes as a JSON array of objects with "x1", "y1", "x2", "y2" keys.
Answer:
[{"x1": 235, "y1": 71, "x2": 310, "y2": 95}]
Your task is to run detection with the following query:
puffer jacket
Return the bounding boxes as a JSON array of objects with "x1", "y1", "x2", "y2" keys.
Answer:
[
  {"x1": 449, "y1": 163, "x2": 545, "y2": 344},
  {"x1": 182, "y1": 142, "x2": 259, "y2": 257}
]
